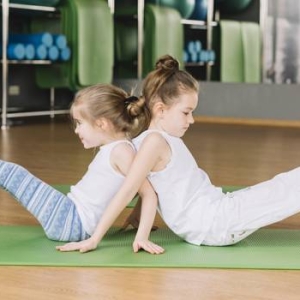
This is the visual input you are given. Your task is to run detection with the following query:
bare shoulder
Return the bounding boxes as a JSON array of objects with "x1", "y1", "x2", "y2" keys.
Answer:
[
  {"x1": 136, "y1": 132, "x2": 171, "y2": 172},
  {"x1": 142, "y1": 132, "x2": 168, "y2": 148},
  {"x1": 138, "y1": 132, "x2": 170, "y2": 165},
  {"x1": 111, "y1": 142, "x2": 135, "y2": 175},
  {"x1": 112, "y1": 141, "x2": 135, "y2": 158}
]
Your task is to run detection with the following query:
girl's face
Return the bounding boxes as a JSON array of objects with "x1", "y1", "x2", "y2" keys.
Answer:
[
  {"x1": 153, "y1": 91, "x2": 198, "y2": 138},
  {"x1": 72, "y1": 108, "x2": 104, "y2": 149}
]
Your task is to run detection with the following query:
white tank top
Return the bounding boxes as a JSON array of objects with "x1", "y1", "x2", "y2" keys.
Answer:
[
  {"x1": 68, "y1": 140, "x2": 133, "y2": 235},
  {"x1": 133, "y1": 130, "x2": 223, "y2": 245}
]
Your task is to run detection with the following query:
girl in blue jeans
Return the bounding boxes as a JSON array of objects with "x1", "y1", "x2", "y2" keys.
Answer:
[{"x1": 0, "y1": 83, "x2": 164, "y2": 254}]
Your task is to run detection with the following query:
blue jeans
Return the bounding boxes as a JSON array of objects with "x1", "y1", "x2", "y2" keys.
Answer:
[{"x1": 0, "y1": 160, "x2": 89, "y2": 241}]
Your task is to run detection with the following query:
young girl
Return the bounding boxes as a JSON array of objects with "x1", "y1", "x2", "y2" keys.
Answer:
[
  {"x1": 58, "y1": 55, "x2": 300, "y2": 252},
  {"x1": 0, "y1": 83, "x2": 164, "y2": 254}
]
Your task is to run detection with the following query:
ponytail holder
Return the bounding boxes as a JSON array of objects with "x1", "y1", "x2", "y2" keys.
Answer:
[{"x1": 125, "y1": 96, "x2": 138, "y2": 105}]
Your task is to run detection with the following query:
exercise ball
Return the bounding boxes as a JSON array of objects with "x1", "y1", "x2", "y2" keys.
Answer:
[
  {"x1": 60, "y1": 46, "x2": 71, "y2": 61},
  {"x1": 214, "y1": 0, "x2": 225, "y2": 8},
  {"x1": 189, "y1": 0, "x2": 208, "y2": 21},
  {"x1": 6, "y1": 43, "x2": 26, "y2": 60},
  {"x1": 114, "y1": 23, "x2": 138, "y2": 62},
  {"x1": 47, "y1": 45, "x2": 59, "y2": 61},
  {"x1": 114, "y1": 0, "x2": 137, "y2": 16},
  {"x1": 146, "y1": 0, "x2": 196, "y2": 19},
  {"x1": 24, "y1": 44, "x2": 35, "y2": 60},
  {"x1": 220, "y1": 0, "x2": 253, "y2": 13},
  {"x1": 35, "y1": 44, "x2": 47, "y2": 60}
]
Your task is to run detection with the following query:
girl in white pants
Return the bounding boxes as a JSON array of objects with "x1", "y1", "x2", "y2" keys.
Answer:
[{"x1": 58, "y1": 55, "x2": 300, "y2": 253}]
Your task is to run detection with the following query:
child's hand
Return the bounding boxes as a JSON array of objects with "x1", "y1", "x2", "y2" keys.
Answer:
[
  {"x1": 56, "y1": 237, "x2": 98, "y2": 253},
  {"x1": 132, "y1": 239, "x2": 165, "y2": 255}
]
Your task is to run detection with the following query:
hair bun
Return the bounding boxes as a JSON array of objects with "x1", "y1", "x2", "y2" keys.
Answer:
[
  {"x1": 125, "y1": 95, "x2": 138, "y2": 105},
  {"x1": 155, "y1": 54, "x2": 179, "y2": 72}
]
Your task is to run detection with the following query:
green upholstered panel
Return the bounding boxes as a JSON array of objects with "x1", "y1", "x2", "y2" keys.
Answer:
[
  {"x1": 143, "y1": 4, "x2": 184, "y2": 76},
  {"x1": 33, "y1": 0, "x2": 113, "y2": 90},
  {"x1": 75, "y1": 0, "x2": 113, "y2": 86},
  {"x1": 114, "y1": 22, "x2": 138, "y2": 62}
]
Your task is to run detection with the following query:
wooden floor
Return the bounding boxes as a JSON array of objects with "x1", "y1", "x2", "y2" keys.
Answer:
[{"x1": 1, "y1": 117, "x2": 300, "y2": 299}]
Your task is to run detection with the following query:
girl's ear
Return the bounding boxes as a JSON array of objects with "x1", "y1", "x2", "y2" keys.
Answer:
[
  {"x1": 95, "y1": 117, "x2": 109, "y2": 129},
  {"x1": 152, "y1": 101, "x2": 166, "y2": 117}
]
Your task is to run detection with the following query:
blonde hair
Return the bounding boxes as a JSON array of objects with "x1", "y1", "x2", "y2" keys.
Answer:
[
  {"x1": 142, "y1": 54, "x2": 199, "y2": 111},
  {"x1": 70, "y1": 83, "x2": 150, "y2": 138}
]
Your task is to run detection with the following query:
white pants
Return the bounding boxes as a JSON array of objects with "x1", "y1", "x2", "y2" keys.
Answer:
[{"x1": 202, "y1": 167, "x2": 300, "y2": 246}]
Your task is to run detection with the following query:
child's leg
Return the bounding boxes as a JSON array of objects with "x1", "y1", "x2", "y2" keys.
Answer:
[
  {"x1": 204, "y1": 167, "x2": 300, "y2": 246},
  {"x1": 230, "y1": 167, "x2": 300, "y2": 229},
  {"x1": 0, "y1": 160, "x2": 88, "y2": 242}
]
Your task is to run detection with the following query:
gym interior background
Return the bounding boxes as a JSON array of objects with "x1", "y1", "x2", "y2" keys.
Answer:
[{"x1": 1, "y1": 0, "x2": 300, "y2": 128}]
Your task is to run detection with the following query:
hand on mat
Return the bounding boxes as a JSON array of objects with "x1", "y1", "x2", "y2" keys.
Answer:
[
  {"x1": 132, "y1": 239, "x2": 164, "y2": 255},
  {"x1": 56, "y1": 237, "x2": 98, "y2": 253}
]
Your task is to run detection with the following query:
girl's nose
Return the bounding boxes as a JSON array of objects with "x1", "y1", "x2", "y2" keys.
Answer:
[{"x1": 189, "y1": 114, "x2": 195, "y2": 124}]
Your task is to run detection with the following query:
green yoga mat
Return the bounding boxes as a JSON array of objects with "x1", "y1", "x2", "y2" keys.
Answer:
[
  {"x1": 1, "y1": 225, "x2": 300, "y2": 269},
  {"x1": 220, "y1": 20, "x2": 244, "y2": 83},
  {"x1": 241, "y1": 21, "x2": 261, "y2": 83}
]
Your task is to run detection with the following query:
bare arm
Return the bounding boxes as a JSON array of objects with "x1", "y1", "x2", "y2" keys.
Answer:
[
  {"x1": 132, "y1": 180, "x2": 164, "y2": 254},
  {"x1": 56, "y1": 133, "x2": 166, "y2": 253}
]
